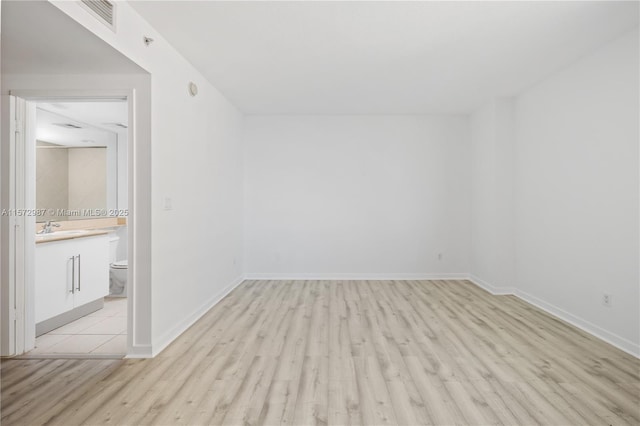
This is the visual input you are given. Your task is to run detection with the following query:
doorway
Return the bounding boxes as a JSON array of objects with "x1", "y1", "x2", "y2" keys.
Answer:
[{"x1": 7, "y1": 94, "x2": 134, "y2": 358}]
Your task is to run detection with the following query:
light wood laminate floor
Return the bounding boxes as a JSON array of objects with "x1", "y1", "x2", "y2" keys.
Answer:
[{"x1": 2, "y1": 280, "x2": 639, "y2": 425}]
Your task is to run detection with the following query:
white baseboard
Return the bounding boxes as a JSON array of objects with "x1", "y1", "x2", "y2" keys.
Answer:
[
  {"x1": 467, "y1": 276, "x2": 640, "y2": 359},
  {"x1": 244, "y1": 273, "x2": 470, "y2": 281},
  {"x1": 125, "y1": 344, "x2": 152, "y2": 359},
  {"x1": 468, "y1": 274, "x2": 516, "y2": 295},
  {"x1": 514, "y1": 288, "x2": 640, "y2": 358},
  {"x1": 150, "y1": 275, "x2": 245, "y2": 358}
]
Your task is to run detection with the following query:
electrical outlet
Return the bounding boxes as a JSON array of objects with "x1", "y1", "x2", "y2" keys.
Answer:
[{"x1": 602, "y1": 293, "x2": 612, "y2": 307}]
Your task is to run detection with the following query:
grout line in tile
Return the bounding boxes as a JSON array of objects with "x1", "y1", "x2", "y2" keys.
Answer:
[{"x1": 30, "y1": 298, "x2": 128, "y2": 356}]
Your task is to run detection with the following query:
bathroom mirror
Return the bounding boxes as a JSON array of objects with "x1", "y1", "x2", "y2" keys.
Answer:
[
  {"x1": 35, "y1": 105, "x2": 125, "y2": 222},
  {"x1": 36, "y1": 144, "x2": 114, "y2": 222}
]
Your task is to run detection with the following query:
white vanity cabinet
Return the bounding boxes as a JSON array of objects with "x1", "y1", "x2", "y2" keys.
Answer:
[{"x1": 35, "y1": 234, "x2": 110, "y2": 324}]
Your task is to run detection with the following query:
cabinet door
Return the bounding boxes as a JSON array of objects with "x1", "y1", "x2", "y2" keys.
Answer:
[
  {"x1": 73, "y1": 235, "x2": 110, "y2": 307},
  {"x1": 35, "y1": 241, "x2": 76, "y2": 323}
]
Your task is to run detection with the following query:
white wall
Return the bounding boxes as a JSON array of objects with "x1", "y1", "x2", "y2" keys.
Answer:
[
  {"x1": 244, "y1": 116, "x2": 470, "y2": 278},
  {"x1": 514, "y1": 28, "x2": 639, "y2": 355},
  {"x1": 470, "y1": 99, "x2": 516, "y2": 292}
]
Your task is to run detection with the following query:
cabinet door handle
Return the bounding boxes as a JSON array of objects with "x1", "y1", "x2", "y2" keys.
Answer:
[
  {"x1": 69, "y1": 256, "x2": 75, "y2": 294},
  {"x1": 77, "y1": 254, "x2": 81, "y2": 292}
]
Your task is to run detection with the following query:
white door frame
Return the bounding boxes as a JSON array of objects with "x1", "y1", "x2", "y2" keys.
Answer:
[
  {"x1": 5, "y1": 95, "x2": 29, "y2": 355},
  {"x1": 6, "y1": 89, "x2": 136, "y2": 357}
]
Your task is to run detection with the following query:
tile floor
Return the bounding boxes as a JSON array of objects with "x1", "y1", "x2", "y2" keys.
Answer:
[{"x1": 30, "y1": 298, "x2": 127, "y2": 355}]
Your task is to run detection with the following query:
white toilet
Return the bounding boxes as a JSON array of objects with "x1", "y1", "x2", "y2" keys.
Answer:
[{"x1": 109, "y1": 235, "x2": 128, "y2": 297}]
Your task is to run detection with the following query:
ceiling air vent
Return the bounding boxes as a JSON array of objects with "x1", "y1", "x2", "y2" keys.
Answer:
[{"x1": 80, "y1": 0, "x2": 116, "y2": 31}]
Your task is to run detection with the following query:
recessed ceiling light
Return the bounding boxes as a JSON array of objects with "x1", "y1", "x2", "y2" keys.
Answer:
[
  {"x1": 103, "y1": 122, "x2": 128, "y2": 128},
  {"x1": 53, "y1": 123, "x2": 82, "y2": 129}
]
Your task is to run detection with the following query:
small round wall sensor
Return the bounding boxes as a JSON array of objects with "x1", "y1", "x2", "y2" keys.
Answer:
[{"x1": 188, "y1": 82, "x2": 198, "y2": 97}]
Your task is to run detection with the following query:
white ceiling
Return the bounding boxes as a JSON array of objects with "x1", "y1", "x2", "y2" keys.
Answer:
[
  {"x1": 40, "y1": 102, "x2": 129, "y2": 134},
  {"x1": 130, "y1": 1, "x2": 639, "y2": 114},
  {"x1": 36, "y1": 102, "x2": 128, "y2": 147},
  {"x1": 1, "y1": 1, "x2": 145, "y2": 75}
]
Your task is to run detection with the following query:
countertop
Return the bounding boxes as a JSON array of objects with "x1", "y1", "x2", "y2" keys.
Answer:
[{"x1": 35, "y1": 229, "x2": 111, "y2": 244}]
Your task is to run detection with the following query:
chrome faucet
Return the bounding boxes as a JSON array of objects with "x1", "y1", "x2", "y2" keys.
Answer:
[{"x1": 38, "y1": 221, "x2": 61, "y2": 234}]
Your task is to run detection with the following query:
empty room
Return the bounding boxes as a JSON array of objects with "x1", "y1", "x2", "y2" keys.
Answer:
[{"x1": 1, "y1": 0, "x2": 638, "y2": 425}]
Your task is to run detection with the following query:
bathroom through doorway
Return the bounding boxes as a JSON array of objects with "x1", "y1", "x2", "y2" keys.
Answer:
[{"x1": 6, "y1": 94, "x2": 134, "y2": 359}]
